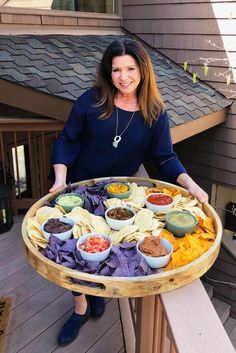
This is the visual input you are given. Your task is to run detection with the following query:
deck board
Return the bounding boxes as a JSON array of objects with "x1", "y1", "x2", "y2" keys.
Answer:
[
  {"x1": 0, "y1": 216, "x2": 124, "y2": 353},
  {"x1": 10, "y1": 275, "x2": 52, "y2": 309},
  {"x1": 8, "y1": 283, "x2": 66, "y2": 333}
]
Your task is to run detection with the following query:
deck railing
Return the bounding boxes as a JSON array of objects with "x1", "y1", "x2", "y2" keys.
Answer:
[
  {"x1": 119, "y1": 279, "x2": 235, "y2": 353},
  {"x1": 0, "y1": 120, "x2": 63, "y2": 212}
]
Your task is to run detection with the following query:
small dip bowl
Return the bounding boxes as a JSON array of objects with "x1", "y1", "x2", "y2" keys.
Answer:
[
  {"x1": 55, "y1": 193, "x2": 84, "y2": 213},
  {"x1": 42, "y1": 217, "x2": 75, "y2": 241},
  {"x1": 104, "y1": 182, "x2": 131, "y2": 199},
  {"x1": 105, "y1": 206, "x2": 136, "y2": 231},
  {"x1": 145, "y1": 193, "x2": 174, "y2": 214},
  {"x1": 165, "y1": 210, "x2": 198, "y2": 237},
  {"x1": 136, "y1": 236, "x2": 173, "y2": 269},
  {"x1": 76, "y1": 233, "x2": 112, "y2": 262}
]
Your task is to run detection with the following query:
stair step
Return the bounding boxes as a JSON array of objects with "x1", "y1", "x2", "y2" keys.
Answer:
[
  {"x1": 211, "y1": 297, "x2": 231, "y2": 324},
  {"x1": 202, "y1": 280, "x2": 214, "y2": 299},
  {"x1": 224, "y1": 317, "x2": 236, "y2": 350}
]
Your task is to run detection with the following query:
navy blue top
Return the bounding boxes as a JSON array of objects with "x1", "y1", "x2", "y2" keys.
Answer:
[{"x1": 52, "y1": 88, "x2": 186, "y2": 183}]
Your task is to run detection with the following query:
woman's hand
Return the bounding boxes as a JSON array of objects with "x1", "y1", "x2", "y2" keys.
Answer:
[
  {"x1": 49, "y1": 180, "x2": 67, "y2": 193},
  {"x1": 49, "y1": 164, "x2": 67, "y2": 193},
  {"x1": 176, "y1": 173, "x2": 208, "y2": 203}
]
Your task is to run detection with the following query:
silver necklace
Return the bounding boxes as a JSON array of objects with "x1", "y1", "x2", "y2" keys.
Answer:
[{"x1": 112, "y1": 107, "x2": 135, "y2": 148}]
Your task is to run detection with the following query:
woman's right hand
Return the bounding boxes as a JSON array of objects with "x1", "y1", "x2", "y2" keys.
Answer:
[
  {"x1": 49, "y1": 164, "x2": 68, "y2": 193},
  {"x1": 49, "y1": 180, "x2": 67, "y2": 193}
]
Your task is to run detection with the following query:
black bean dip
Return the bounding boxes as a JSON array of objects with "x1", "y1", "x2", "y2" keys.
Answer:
[{"x1": 44, "y1": 218, "x2": 72, "y2": 234}]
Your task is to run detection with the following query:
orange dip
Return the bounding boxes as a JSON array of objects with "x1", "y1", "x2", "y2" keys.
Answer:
[{"x1": 139, "y1": 236, "x2": 168, "y2": 257}]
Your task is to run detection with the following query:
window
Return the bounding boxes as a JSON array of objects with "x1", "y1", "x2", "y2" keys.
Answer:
[
  {"x1": 12, "y1": 145, "x2": 27, "y2": 196},
  {"x1": 211, "y1": 184, "x2": 236, "y2": 246},
  {"x1": 3, "y1": 0, "x2": 116, "y2": 14}
]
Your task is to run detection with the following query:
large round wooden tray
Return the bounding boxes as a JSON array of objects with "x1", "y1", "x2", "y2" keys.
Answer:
[{"x1": 22, "y1": 177, "x2": 222, "y2": 298}]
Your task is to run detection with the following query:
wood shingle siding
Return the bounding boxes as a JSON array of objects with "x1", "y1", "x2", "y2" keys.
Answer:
[
  {"x1": 206, "y1": 243, "x2": 236, "y2": 318},
  {"x1": 123, "y1": 0, "x2": 236, "y2": 191},
  {"x1": 0, "y1": 7, "x2": 122, "y2": 34}
]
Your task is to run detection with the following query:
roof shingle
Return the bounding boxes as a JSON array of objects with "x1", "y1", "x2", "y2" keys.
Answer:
[{"x1": 0, "y1": 34, "x2": 231, "y2": 125}]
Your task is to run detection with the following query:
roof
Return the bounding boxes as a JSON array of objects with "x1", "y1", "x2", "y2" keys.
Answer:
[{"x1": 0, "y1": 34, "x2": 231, "y2": 128}]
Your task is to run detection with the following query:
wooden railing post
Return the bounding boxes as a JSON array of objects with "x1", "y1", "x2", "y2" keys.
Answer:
[{"x1": 119, "y1": 280, "x2": 235, "y2": 353}]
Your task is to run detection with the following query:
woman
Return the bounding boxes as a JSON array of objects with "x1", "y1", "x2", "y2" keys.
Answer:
[{"x1": 50, "y1": 38, "x2": 208, "y2": 346}]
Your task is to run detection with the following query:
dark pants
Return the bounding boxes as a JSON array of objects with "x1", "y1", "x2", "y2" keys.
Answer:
[{"x1": 72, "y1": 291, "x2": 82, "y2": 296}]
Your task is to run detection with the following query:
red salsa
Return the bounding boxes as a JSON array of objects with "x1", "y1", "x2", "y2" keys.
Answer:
[
  {"x1": 147, "y1": 193, "x2": 173, "y2": 206},
  {"x1": 79, "y1": 236, "x2": 110, "y2": 253}
]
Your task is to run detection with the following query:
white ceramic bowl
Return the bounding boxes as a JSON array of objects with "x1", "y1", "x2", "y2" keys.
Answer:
[
  {"x1": 76, "y1": 233, "x2": 112, "y2": 262},
  {"x1": 42, "y1": 217, "x2": 75, "y2": 241},
  {"x1": 145, "y1": 193, "x2": 174, "y2": 214},
  {"x1": 136, "y1": 237, "x2": 173, "y2": 269},
  {"x1": 105, "y1": 206, "x2": 136, "y2": 231}
]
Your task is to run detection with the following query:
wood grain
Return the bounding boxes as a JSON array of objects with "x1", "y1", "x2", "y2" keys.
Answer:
[{"x1": 22, "y1": 177, "x2": 222, "y2": 298}]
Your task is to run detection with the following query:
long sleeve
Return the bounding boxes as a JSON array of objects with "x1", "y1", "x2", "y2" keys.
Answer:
[
  {"x1": 150, "y1": 110, "x2": 186, "y2": 183},
  {"x1": 52, "y1": 89, "x2": 91, "y2": 167}
]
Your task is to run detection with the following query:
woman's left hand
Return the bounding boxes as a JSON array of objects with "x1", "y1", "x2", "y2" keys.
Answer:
[{"x1": 177, "y1": 173, "x2": 209, "y2": 204}]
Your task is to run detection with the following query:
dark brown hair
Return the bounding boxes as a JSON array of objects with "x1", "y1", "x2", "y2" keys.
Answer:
[{"x1": 93, "y1": 38, "x2": 165, "y2": 125}]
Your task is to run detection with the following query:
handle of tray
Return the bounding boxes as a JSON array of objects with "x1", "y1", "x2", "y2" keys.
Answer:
[{"x1": 60, "y1": 270, "x2": 117, "y2": 297}]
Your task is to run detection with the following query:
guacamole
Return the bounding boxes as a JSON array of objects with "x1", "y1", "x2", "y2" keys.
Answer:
[{"x1": 56, "y1": 194, "x2": 83, "y2": 207}]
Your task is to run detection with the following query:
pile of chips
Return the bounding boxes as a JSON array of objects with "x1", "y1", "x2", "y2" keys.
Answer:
[
  {"x1": 163, "y1": 216, "x2": 216, "y2": 270},
  {"x1": 26, "y1": 206, "x2": 64, "y2": 249},
  {"x1": 26, "y1": 182, "x2": 216, "y2": 270}
]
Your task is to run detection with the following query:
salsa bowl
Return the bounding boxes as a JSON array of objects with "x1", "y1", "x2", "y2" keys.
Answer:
[
  {"x1": 76, "y1": 233, "x2": 112, "y2": 262},
  {"x1": 145, "y1": 193, "x2": 174, "y2": 214}
]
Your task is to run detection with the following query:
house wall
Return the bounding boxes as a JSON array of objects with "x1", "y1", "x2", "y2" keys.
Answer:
[
  {"x1": 0, "y1": 6, "x2": 122, "y2": 34},
  {"x1": 122, "y1": 0, "x2": 236, "y2": 192},
  {"x1": 206, "y1": 244, "x2": 236, "y2": 318}
]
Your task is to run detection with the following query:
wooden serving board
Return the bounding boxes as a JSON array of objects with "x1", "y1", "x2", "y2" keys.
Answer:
[{"x1": 21, "y1": 177, "x2": 222, "y2": 298}]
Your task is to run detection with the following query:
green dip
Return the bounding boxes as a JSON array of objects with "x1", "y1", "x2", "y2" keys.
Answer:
[
  {"x1": 57, "y1": 195, "x2": 82, "y2": 206},
  {"x1": 167, "y1": 212, "x2": 195, "y2": 227}
]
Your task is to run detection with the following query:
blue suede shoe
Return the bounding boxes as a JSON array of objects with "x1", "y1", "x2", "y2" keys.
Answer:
[
  {"x1": 87, "y1": 295, "x2": 105, "y2": 318},
  {"x1": 58, "y1": 305, "x2": 90, "y2": 346}
]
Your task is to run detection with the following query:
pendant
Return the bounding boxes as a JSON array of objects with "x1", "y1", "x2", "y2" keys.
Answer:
[{"x1": 112, "y1": 135, "x2": 121, "y2": 148}]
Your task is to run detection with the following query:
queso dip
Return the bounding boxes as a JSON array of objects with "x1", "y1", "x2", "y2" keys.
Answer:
[{"x1": 167, "y1": 212, "x2": 195, "y2": 227}]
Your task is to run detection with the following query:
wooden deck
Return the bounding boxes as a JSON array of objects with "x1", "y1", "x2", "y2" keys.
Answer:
[
  {"x1": 1, "y1": 215, "x2": 236, "y2": 353},
  {"x1": 0, "y1": 216, "x2": 125, "y2": 353}
]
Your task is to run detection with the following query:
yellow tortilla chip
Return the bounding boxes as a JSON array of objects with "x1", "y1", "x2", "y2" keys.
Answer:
[
  {"x1": 203, "y1": 217, "x2": 215, "y2": 234},
  {"x1": 72, "y1": 225, "x2": 82, "y2": 239},
  {"x1": 160, "y1": 229, "x2": 179, "y2": 251},
  {"x1": 36, "y1": 206, "x2": 63, "y2": 225},
  {"x1": 104, "y1": 198, "x2": 125, "y2": 209},
  {"x1": 55, "y1": 204, "x2": 67, "y2": 214},
  {"x1": 134, "y1": 209, "x2": 154, "y2": 232},
  {"x1": 89, "y1": 214, "x2": 111, "y2": 234},
  {"x1": 134, "y1": 232, "x2": 149, "y2": 241},
  {"x1": 152, "y1": 229, "x2": 162, "y2": 237},
  {"x1": 192, "y1": 231, "x2": 216, "y2": 241},
  {"x1": 146, "y1": 187, "x2": 162, "y2": 195},
  {"x1": 110, "y1": 225, "x2": 139, "y2": 244},
  {"x1": 125, "y1": 183, "x2": 147, "y2": 208},
  {"x1": 26, "y1": 217, "x2": 42, "y2": 233},
  {"x1": 165, "y1": 233, "x2": 214, "y2": 271}
]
